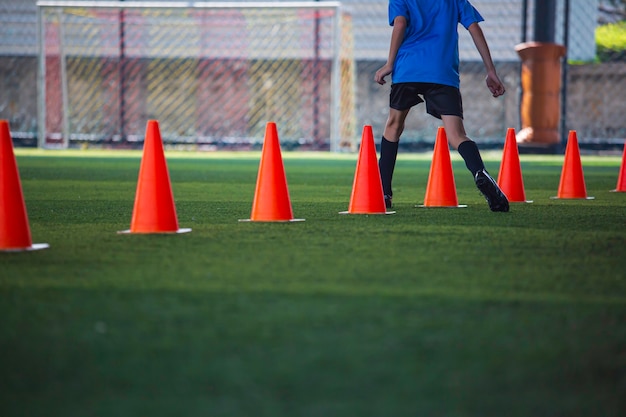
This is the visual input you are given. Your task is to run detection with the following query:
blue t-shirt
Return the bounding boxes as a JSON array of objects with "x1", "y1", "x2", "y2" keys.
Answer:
[{"x1": 388, "y1": 0, "x2": 484, "y2": 88}]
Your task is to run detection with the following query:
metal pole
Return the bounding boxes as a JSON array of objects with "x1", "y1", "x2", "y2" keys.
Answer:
[
  {"x1": 534, "y1": 0, "x2": 557, "y2": 42},
  {"x1": 561, "y1": 0, "x2": 570, "y2": 147},
  {"x1": 58, "y1": 9, "x2": 70, "y2": 148},
  {"x1": 330, "y1": 5, "x2": 341, "y2": 152},
  {"x1": 313, "y1": 0, "x2": 321, "y2": 148},
  {"x1": 37, "y1": 6, "x2": 46, "y2": 148},
  {"x1": 518, "y1": 0, "x2": 528, "y2": 130},
  {"x1": 521, "y1": 0, "x2": 528, "y2": 43},
  {"x1": 119, "y1": 1, "x2": 126, "y2": 142}
]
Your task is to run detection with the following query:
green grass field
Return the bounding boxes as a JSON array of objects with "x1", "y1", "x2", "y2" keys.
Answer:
[{"x1": 1, "y1": 149, "x2": 625, "y2": 416}]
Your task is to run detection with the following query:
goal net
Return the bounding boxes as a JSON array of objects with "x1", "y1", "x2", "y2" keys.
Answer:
[{"x1": 36, "y1": 1, "x2": 356, "y2": 151}]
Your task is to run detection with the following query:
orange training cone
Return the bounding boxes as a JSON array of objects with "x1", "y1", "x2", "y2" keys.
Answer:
[
  {"x1": 552, "y1": 130, "x2": 594, "y2": 200},
  {"x1": 497, "y1": 128, "x2": 532, "y2": 203},
  {"x1": 611, "y1": 139, "x2": 626, "y2": 192},
  {"x1": 119, "y1": 120, "x2": 191, "y2": 234},
  {"x1": 418, "y1": 127, "x2": 467, "y2": 208},
  {"x1": 240, "y1": 122, "x2": 304, "y2": 222},
  {"x1": 340, "y1": 125, "x2": 394, "y2": 215},
  {"x1": 0, "y1": 120, "x2": 48, "y2": 251}
]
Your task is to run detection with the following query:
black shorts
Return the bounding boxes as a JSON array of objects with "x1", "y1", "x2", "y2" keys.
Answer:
[{"x1": 389, "y1": 82, "x2": 463, "y2": 119}]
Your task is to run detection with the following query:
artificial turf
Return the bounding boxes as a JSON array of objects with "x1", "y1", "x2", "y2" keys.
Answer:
[{"x1": 1, "y1": 149, "x2": 625, "y2": 416}]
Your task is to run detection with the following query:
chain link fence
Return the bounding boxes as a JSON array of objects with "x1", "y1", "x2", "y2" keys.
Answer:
[
  {"x1": 0, "y1": 0, "x2": 625, "y2": 150},
  {"x1": 563, "y1": 0, "x2": 626, "y2": 147}
]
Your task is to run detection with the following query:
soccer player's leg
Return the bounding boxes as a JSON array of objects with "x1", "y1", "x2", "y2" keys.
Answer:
[
  {"x1": 379, "y1": 107, "x2": 410, "y2": 209},
  {"x1": 442, "y1": 115, "x2": 509, "y2": 212}
]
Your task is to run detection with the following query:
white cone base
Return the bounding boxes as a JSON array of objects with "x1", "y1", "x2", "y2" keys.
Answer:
[
  {"x1": 238, "y1": 219, "x2": 305, "y2": 223},
  {"x1": 550, "y1": 196, "x2": 595, "y2": 200},
  {"x1": 1, "y1": 243, "x2": 49, "y2": 252},
  {"x1": 338, "y1": 211, "x2": 395, "y2": 215},
  {"x1": 416, "y1": 204, "x2": 468, "y2": 208},
  {"x1": 118, "y1": 228, "x2": 192, "y2": 234}
]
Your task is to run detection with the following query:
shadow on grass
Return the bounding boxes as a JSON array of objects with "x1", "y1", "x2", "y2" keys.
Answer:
[{"x1": 1, "y1": 287, "x2": 625, "y2": 417}]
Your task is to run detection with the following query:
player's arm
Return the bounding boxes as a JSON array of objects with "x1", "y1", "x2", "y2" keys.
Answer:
[
  {"x1": 468, "y1": 22, "x2": 505, "y2": 97},
  {"x1": 374, "y1": 15, "x2": 407, "y2": 85}
]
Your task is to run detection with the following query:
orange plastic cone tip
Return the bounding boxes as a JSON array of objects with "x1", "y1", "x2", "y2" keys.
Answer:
[
  {"x1": 420, "y1": 127, "x2": 466, "y2": 208},
  {"x1": 497, "y1": 128, "x2": 532, "y2": 203},
  {"x1": 612, "y1": 140, "x2": 626, "y2": 192},
  {"x1": 342, "y1": 125, "x2": 393, "y2": 215},
  {"x1": 242, "y1": 122, "x2": 303, "y2": 222},
  {"x1": 121, "y1": 120, "x2": 191, "y2": 234},
  {"x1": 554, "y1": 131, "x2": 594, "y2": 200},
  {"x1": 0, "y1": 120, "x2": 48, "y2": 251}
]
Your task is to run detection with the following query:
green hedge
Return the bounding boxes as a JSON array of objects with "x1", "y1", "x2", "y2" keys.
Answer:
[{"x1": 596, "y1": 21, "x2": 626, "y2": 62}]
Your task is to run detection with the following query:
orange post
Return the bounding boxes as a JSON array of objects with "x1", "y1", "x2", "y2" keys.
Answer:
[
  {"x1": 553, "y1": 130, "x2": 594, "y2": 200},
  {"x1": 419, "y1": 127, "x2": 466, "y2": 208},
  {"x1": 515, "y1": 42, "x2": 566, "y2": 146},
  {"x1": 340, "y1": 125, "x2": 394, "y2": 214},
  {"x1": 0, "y1": 120, "x2": 48, "y2": 251},
  {"x1": 241, "y1": 122, "x2": 304, "y2": 222},
  {"x1": 119, "y1": 120, "x2": 191, "y2": 234},
  {"x1": 497, "y1": 128, "x2": 532, "y2": 203}
]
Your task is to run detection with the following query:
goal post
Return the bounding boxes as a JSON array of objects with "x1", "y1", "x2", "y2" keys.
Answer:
[{"x1": 36, "y1": 0, "x2": 357, "y2": 151}]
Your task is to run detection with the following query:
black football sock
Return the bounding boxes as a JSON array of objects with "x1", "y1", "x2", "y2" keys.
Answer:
[
  {"x1": 457, "y1": 140, "x2": 485, "y2": 176},
  {"x1": 378, "y1": 136, "x2": 399, "y2": 196}
]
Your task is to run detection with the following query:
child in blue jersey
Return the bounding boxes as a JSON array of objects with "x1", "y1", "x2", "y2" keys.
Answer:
[{"x1": 375, "y1": 0, "x2": 509, "y2": 212}]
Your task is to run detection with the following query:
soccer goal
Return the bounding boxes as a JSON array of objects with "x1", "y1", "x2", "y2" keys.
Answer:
[{"x1": 36, "y1": 1, "x2": 357, "y2": 151}]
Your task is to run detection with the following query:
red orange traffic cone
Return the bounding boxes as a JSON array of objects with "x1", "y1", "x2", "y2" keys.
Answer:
[
  {"x1": 240, "y1": 122, "x2": 304, "y2": 222},
  {"x1": 611, "y1": 139, "x2": 626, "y2": 192},
  {"x1": 340, "y1": 125, "x2": 394, "y2": 214},
  {"x1": 0, "y1": 120, "x2": 48, "y2": 251},
  {"x1": 497, "y1": 128, "x2": 532, "y2": 203},
  {"x1": 119, "y1": 120, "x2": 191, "y2": 234},
  {"x1": 552, "y1": 130, "x2": 594, "y2": 200},
  {"x1": 418, "y1": 127, "x2": 466, "y2": 208}
]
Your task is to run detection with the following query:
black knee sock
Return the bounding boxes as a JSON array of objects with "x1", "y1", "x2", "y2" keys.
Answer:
[
  {"x1": 379, "y1": 136, "x2": 399, "y2": 196},
  {"x1": 457, "y1": 140, "x2": 485, "y2": 176}
]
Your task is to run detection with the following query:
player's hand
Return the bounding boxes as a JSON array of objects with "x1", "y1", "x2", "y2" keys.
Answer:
[
  {"x1": 375, "y1": 63, "x2": 393, "y2": 85},
  {"x1": 486, "y1": 71, "x2": 505, "y2": 97}
]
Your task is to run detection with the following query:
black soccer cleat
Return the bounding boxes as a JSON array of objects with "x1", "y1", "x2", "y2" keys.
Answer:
[
  {"x1": 474, "y1": 169, "x2": 509, "y2": 212},
  {"x1": 384, "y1": 194, "x2": 393, "y2": 209}
]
